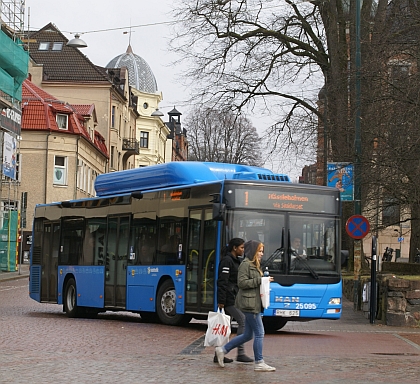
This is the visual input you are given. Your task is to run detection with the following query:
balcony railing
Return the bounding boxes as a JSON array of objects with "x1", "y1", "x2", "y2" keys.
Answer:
[{"x1": 122, "y1": 138, "x2": 140, "y2": 155}]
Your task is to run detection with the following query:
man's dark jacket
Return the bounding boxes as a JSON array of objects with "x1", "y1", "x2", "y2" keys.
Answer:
[{"x1": 217, "y1": 252, "x2": 242, "y2": 307}]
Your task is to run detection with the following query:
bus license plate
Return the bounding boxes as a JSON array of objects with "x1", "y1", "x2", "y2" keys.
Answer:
[{"x1": 275, "y1": 310, "x2": 300, "y2": 317}]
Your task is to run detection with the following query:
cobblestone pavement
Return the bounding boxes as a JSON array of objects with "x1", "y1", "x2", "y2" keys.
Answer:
[{"x1": 1, "y1": 268, "x2": 419, "y2": 384}]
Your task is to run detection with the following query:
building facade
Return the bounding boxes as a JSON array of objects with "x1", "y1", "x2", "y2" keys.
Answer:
[
  {"x1": 166, "y1": 107, "x2": 188, "y2": 162},
  {"x1": 20, "y1": 79, "x2": 108, "y2": 232},
  {"x1": 27, "y1": 23, "x2": 139, "y2": 173}
]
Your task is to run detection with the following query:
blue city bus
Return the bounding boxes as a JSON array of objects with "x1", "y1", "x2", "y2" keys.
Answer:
[{"x1": 29, "y1": 162, "x2": 342, "y2": 330}]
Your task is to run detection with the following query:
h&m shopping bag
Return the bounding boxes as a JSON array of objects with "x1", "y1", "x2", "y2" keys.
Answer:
[
  {"x1": 260, "y1": 276, "x2": 270, "y2": 309},
  {"x1": 204, "y1": 308, "x2": 231, "y2": 347}
]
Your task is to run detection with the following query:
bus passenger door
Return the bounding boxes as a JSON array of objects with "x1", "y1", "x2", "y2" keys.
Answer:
[
  {"x1": 105, "y1": 216, "x2": 129, "y2": 308},
  {"x1": 186, "y1": 208, "x2": 217, "y2": 313},
  {"x1": 40, "y1": 221, "x2": 60, "y2": 302}
]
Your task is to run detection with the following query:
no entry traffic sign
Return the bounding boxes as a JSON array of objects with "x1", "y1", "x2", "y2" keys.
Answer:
[{"x1": 346, "y1": 215, "x2": 370, "y2": 239}]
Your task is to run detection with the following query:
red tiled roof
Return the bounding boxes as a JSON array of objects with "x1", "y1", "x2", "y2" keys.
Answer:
[
  {"x1": 72, "y1": 104, "x2": 95, "y2": 116},
  {"x1": 94, "y1": 131, "x2": 108, "y2": 156},
  {"x1": 22, "y1": 79, "x2": 108, "y2": 158}
]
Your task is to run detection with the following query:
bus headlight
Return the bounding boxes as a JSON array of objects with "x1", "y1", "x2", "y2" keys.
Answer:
[{"x1": 329, "y1": 298, "x2": 341, "y2": 305}]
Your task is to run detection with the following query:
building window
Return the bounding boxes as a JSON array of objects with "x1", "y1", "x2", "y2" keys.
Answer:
[
  {"x1": 38, "y1": 42, "x2": 49, "y2": 50},
  {"x1": 388, "y1": 60, "x2": 411, "y2": 91},
  {"x1": 54, "y1": 156, "x2": 67, "y2": 185},
  {"x1": 82, "y1": 164, "x2": 87, "y2": 192},
  {"x1": 140, "y1": 131, "x2": 149, "y2": 148},
  {"x1": 390, "y1": 64, "x2": 410, "y2": 86},
  {"x1": 88, "y1": 126, "x2": 94, "y2": 141},
  {"x1": 111, "y1": 106, "x2": 116, "y2": 128},
  {"x1": 77, "y1": 163, "x2": 81, "y2": 189},
  {"x1": 382, "y1": 198, "x2": 400, "y2": 227},
  {"x1": 110, "y1": 146, "x2": 115, "y2": 169},
  {"x1": 52, "y1": 42, "x2": 63, "y2": 51},
  {"x1": 56, "y1": 114, "x2": 68, "y2": 130}
]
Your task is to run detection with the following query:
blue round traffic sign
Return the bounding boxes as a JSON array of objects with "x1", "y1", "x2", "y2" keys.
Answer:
[{"x1": 346, "y1": 215, "x2": 370, "y2": 239}]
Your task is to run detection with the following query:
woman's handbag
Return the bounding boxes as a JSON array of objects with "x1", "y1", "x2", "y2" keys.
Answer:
[
  {"x1": 260, "y1": 276, "x2": 270, "y2": 309},
  {"x1": 204, "y1": 308, "x2": 231, "y2": 347}
]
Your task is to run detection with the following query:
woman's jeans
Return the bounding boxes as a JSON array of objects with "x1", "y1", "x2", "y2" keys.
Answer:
[
  {"x1": 224, "y1": 305, "x2": 246, "y2": 356},
  {"x1": 222, "y1": 311, "x2": 265, "y2": 362}
]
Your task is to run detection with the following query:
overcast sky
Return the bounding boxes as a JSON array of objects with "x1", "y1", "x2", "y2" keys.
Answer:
[{"x1": 23, "y1": 0, "x2": 304, "y2": 179}]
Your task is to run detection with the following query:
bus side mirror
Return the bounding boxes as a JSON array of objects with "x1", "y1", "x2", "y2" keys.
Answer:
[
  {"x1": 341, "y1": 250, "x2": 349, "y2": 267},
  {"x1": 212, "y1": 203, "x2": 226, "y2": 221}
]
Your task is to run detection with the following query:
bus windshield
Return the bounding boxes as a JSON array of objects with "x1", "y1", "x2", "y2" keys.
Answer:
[{"x1": 226, "y1": 210, "x2": 340, "y2": 277}]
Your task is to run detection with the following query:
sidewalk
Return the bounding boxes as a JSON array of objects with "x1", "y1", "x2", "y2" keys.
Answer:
[{"x1": 0, "y1": 263, "x2": 29, "y2": 282}]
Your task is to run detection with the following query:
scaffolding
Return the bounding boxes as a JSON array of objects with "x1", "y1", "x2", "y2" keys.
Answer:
[
  {"x1": 0, "y1": 1, "x2": 25, "y2": 270},
  {"x1": 0, "y1": 0, "x2": 25, "y2": 36}
]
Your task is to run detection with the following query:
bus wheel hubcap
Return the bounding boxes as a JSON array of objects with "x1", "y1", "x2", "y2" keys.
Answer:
[{"x1": 161, "y1": 289, "x2": 175, "y2": 314}]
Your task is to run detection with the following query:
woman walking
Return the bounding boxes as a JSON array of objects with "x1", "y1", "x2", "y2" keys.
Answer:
[{"x1": 215, "y1": 240, "x2": 276, "y2": 372}]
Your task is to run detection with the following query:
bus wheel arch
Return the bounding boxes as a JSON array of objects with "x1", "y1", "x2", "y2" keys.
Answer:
[
  {"x1": 156, "y1": 278, "x2": 191, "y2": 326},
  {"x1": 63, "y1": 276, "x2": 79, "y2": 318}
]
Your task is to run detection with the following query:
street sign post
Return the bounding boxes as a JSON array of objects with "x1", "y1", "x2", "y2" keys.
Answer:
[
  {"x1": 346, "y1": 215, "x2": 370, "y2": 311},
  {"x1": 346, "y1": 215, "x2": 370, "y2": 240}
]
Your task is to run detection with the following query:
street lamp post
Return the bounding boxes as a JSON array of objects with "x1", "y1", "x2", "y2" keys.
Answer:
[
  {"x1": 353, "y1": 0, "x2": 363, "y2": 310},
  {"x1": 355, "y1": 0, "x2": 362, "y2": 215}
]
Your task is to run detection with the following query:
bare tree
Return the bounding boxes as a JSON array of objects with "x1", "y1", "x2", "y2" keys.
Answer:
[
  {"x1": 172, "y1": 3, "x2": 323, "y2": 105},
  {"x1": 185, "y1": 106, "x2": 264, "y2": 166},
  {"x1": 171, "y1": 0, "x2": 420, "y2": 260}
]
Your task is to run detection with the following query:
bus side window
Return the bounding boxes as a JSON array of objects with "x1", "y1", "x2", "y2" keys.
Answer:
[
  {"x1": 83, "y1": 228, "x2": 95, "y2": 265},
  {"x1": 61, "y1": 230, "x2": 82, "y2": 265},
  {"x1": 139, "y1": 240, "x2": 155, "y2": 265}
]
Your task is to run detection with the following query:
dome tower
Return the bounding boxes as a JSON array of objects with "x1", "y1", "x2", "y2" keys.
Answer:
[{"x1": 106, "y1": 45, "x2": 158, "y2": 93}]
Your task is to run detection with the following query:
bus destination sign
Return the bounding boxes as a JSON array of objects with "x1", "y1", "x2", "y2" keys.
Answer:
[{"x1": 234, "y1": 188, "x2": 337, "y2": 214}]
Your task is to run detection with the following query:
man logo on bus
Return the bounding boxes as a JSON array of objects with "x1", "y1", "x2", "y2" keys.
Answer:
[
  {"x1": 274, "y1": 296, "x2": 300, "y2": 303},
  {"x1": 212, "y1": 323, "x2": 229, "y2": 336},
  {"x1": 147, "y1": 267, "x2": 159, "y2": 274}
]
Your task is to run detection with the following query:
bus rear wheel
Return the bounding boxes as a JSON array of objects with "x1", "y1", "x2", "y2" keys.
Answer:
[
  {"x1": 156, "y1": 280, "x2": 191, "y2": 326},
  {"x1": 262, "y1": 317, "x2": 288, "y2": 332},
  {"x1": 64, "y1": 278, "x2": 79, "y2": 318}
]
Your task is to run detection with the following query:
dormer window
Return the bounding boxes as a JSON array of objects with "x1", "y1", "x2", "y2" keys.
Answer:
[
  {"x1": 56, "y1": 114, "x2": 68, "y2": 130},
  {"x1": 52, "y1": 42, "x2": 63, "y2": 51},
  {"x1": 38, "y1": 42, "x2": 49, "y2": 50}
]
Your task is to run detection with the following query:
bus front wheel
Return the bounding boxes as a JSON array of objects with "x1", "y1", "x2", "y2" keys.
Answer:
[
  {"x1": 156, "y1": 280, "x2": 191, "y2": 326},
  {"x1": 64, "y1": 278, "x2": 79, "y2": 318},
  {"x1": 262, "y1": 317, "x2": 287, "y2": 332},
  {"x1": 139, "y1": 311, "x2": 159, "y2": 323}
]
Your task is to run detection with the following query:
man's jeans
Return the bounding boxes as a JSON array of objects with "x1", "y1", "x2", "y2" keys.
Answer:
[{"x1": 224, "y1": 305, "x2": 246, "y2": 356}]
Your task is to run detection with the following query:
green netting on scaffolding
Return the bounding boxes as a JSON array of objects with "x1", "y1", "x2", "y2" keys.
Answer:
[
  {"x1": 0, "y1": 210, "x2": 18, "y2": 271},
  {"x1": 0, "y1": 30, "x2": 28, "y2": 101}
]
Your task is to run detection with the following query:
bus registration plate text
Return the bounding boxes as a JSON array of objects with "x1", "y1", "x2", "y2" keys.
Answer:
[{"x1": 275, "y1": 309, "x2": 300, "y2": 317}]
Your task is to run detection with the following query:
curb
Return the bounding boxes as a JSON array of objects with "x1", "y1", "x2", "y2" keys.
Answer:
[{"x1": 0, "y1": 273, "x2": 29, "y2": 283}]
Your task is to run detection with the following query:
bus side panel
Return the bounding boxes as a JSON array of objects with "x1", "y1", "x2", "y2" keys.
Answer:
[
  {"x1": 127, "y1": 285, "x2": 155, "y2": 311},
  {"x1": 126, "y1": 265, "x2": 186, "y2": 313},
  {"x1": 29, "y1": 265, "x2": 41, "y2": 302},
  {"x1": 57, "y1": 266, "x2": 105, "y2": 308},
  {"x1": 263, "y1": 280, "x2": 342, "y2": 319}
]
